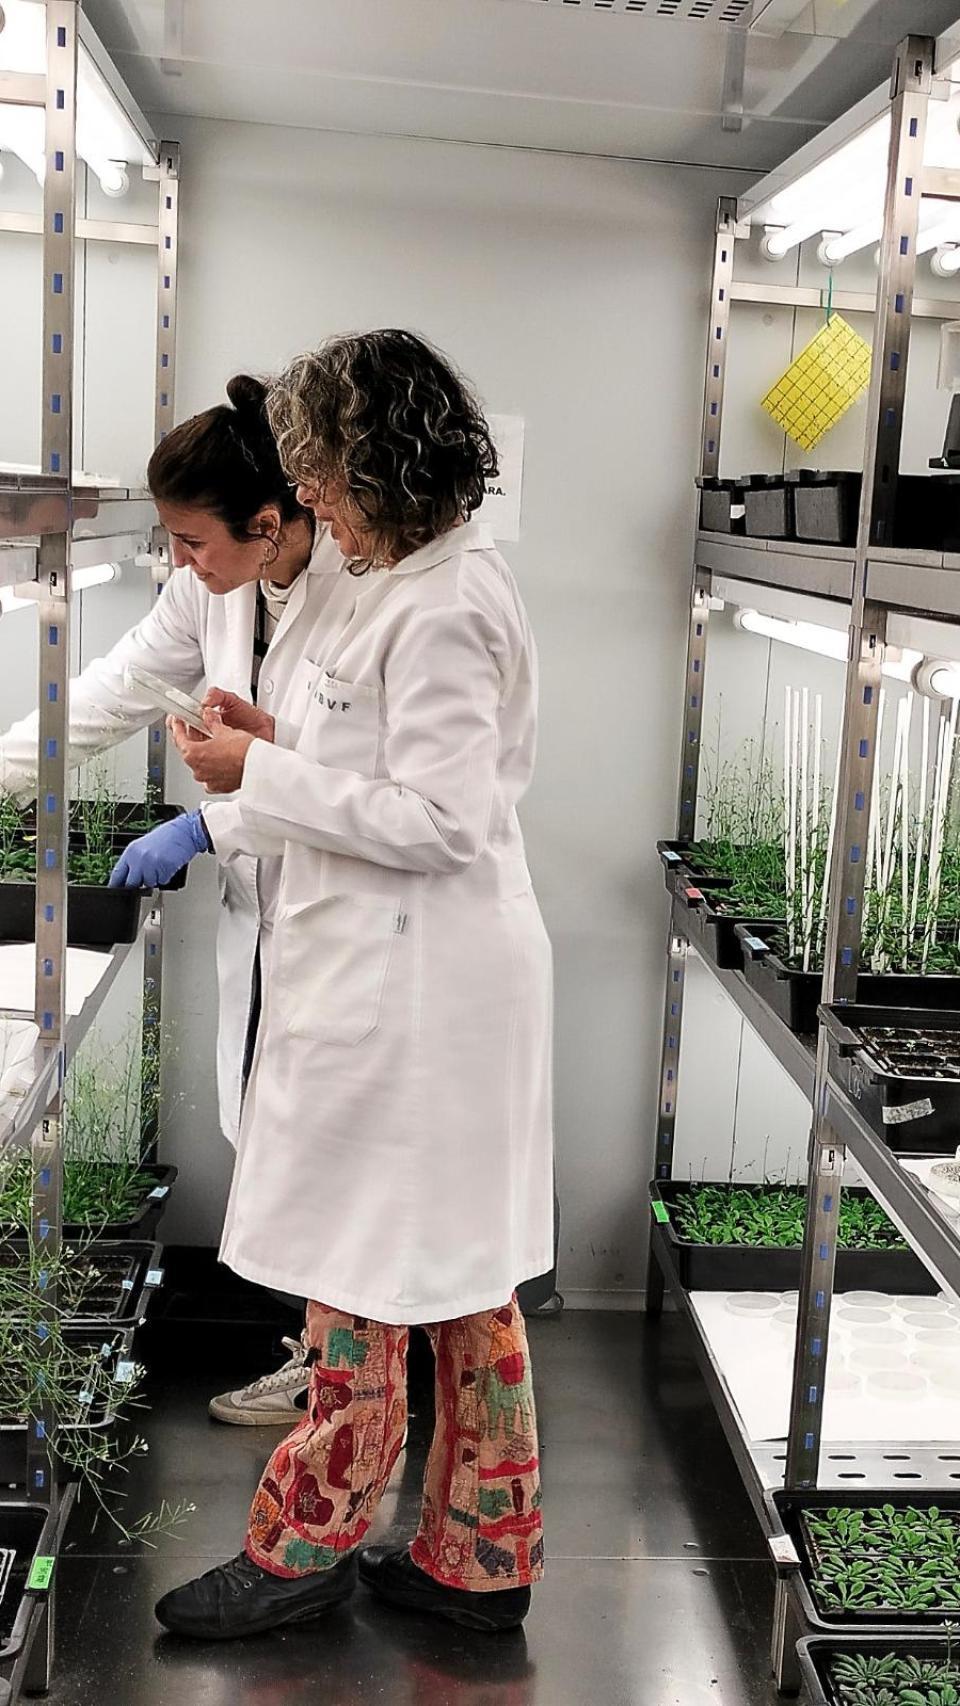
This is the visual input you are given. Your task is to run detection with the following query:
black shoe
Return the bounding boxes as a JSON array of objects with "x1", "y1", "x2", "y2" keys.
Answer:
[
  {"x1": 359, "y1": 1545, "x2": 530, "y2": 1632},
  {"x1": 155, "y1": 1549, "x2": 357, "y2": 1640}
]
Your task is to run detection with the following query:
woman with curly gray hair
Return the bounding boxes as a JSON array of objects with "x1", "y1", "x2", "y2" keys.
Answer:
[{"x1": 156, "y1": 331, "x2": 554, "y2": 1643}]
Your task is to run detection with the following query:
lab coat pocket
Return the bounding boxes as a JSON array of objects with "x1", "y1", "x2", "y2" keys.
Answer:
[
  {"x1": 275, "y1": 894, "x2": 401, "y2": 1046},
  {"x1": 297, "y1": 672, "x2": 383, "y2": 777}
]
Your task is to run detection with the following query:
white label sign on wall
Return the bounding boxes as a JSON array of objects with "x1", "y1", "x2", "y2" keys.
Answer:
[{"x1": 480, "y1": 414, "x2": 525, "y2": 543}]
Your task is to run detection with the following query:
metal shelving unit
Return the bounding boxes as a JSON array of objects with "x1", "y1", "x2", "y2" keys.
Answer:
[
  {"x1": 647, "y1": 30, "x2": 960, "y2": 1696},
  {"x1": 0, "y1": 5, "x2": 179, "y2": 1693}
]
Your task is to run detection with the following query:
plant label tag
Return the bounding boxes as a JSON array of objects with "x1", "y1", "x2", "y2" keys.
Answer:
[
  {"x1": 882, "y1": 1098, "x2": 935, "y2": 1125},
  {"x1": 148, "y1": 1186, "x2": 169, "y2": 1200},
  {"x1": 0, "y1": 1548, "x2": 13, "y2": 1607},
  {"x1": 121, "y1": 1278, "x2": 134, "y2": 1290},
  {"x1": 662, "y1": 850, "x2": 681, "y2": 864},
  {"x1": 651, "y1": 1200, "x2": 670, "y2": 1225},
  {"x1": 27, "y1": 1556, "x2": 55, "y2": 1593},
  {"x1": 115, "y1": 1361, "x2": 137, "y2": 1385},
  {"x1": 768, "y1": 1536, "x2": 800, "y2": 1570},
  {"x1": 145, "y1": 1269, "x2": 164, "y2": 1288}
]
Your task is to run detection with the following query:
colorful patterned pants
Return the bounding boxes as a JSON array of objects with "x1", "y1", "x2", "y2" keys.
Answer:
[{"x1": 245, "y1": 1294, "x2": 544, "y2": 1592}]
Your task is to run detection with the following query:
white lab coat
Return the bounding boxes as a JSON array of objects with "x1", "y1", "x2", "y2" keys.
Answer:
[
  {"x1": 0, "y1": 528, "x2": 344, "y2": 1143},
  {"x1": 204, "y1": 520, "x2": 554, "y2": 1324}
]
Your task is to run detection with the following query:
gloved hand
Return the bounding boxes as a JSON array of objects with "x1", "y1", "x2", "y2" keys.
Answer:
[{"x1": 108, "y1": 809, "x2": 211, "y2": 890}]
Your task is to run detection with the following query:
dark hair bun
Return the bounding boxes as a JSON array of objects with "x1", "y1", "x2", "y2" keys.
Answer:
[{"x1": 226, "y1": 374, "x2": 268, "y2": 418}]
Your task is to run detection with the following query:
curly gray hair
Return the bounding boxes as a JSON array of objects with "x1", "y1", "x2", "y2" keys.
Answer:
[{"x1": 266, "y1": 330, "x2": 498, "y2": 565}]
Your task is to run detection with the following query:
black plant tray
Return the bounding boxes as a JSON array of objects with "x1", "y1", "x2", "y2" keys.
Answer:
[
  {"x1": 0, "y1": 1328, "x2": 136, "y2": 1485},
  {"x1": 737, "y1": 923, "x2": 960, "y2": 1037},
  {"x1": 18, "y1": 801, "x2": 186, "y2": 845},
  {"x1": 0, "y1": 1240, "x2": 163, "y2": 1329},
  {"x1": 771, "y1": 1490, "x2": 960, "y2": 1634},
  {"x1": 655, "y1": 845, "x2": 781, "y2": 970},
  {"x1": 0, "y1": 859, "x2": 187, "y2": 948},
  {"x1": 798, "y1": 1634, "x2": 960, "y2": 1705},
  {"x1": 0, "y1": 1500, "x2": 54, "y2": 1666},
  {"x1": 1, "y1": 1165, "x2": 178, "y2": 1244},
  {"x1": 822, "y1": 1005, "x2": 960, "y2": 1155},
  {"x1": 650, "y1": 1180, "x2": 936, "y2": 1295}
]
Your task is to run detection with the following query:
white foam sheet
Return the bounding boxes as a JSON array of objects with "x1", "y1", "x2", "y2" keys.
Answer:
[
  {"x1": 692, "y1": 1289, "x2": 960, "y2": 1443},
  {"x1": 0, "y1": 944, "x2": 112, "y2": 1017}
]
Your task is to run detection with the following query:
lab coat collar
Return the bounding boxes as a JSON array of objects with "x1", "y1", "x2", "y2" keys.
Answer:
[{"x1": 387, "y1": 519, "x2": 496, "y2": 576}]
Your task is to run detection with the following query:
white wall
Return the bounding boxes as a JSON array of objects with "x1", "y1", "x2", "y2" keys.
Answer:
[{"x1": 0, "y1": 122, "x2": 755, "y2": 1299}]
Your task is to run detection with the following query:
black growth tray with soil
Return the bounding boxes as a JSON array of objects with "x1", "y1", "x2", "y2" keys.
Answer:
[
  {"x1": 772, "y1": 1490, "x2": 960, "y2": 1635},
  {"x1": 0, "y1": 1240, "x2": 163, "y2": 1329},
  {"x1": 798, "y1": 1634, "x2": 960, "y2": 1705},
  {"x1": 650, "y1": 1180, "x2": 937, "y2": 1295},
  {"x1": 822, "y1": 1005, "x2": 960, "y2": 1154}
]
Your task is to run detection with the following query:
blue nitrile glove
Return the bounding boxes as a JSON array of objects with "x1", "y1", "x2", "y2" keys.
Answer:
[{"x1": 108, "y1": 809, "x2": 211, "y2": 890}]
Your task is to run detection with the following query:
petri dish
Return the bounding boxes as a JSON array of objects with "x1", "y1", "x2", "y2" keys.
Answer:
[
  {"x1": 850, "y1": 1343, "x2": 909, "y2": 1371},
  {"x1": 825, "y1": 1367, "x2": 861, "y2": 1396},
  {"x1": 848, "y1": 1325, "x2": 906, "y2": 1347},
  {"x1": 930, "y1": 1364, "x2": 960, "y2": 1397},
  {"x1": 841, "y1": 1291, "x2": 893, "y2": 1309},
  {"x1": 835, "y1": 1307, "x2": 893, "y2": 1327},
  {"x1": 866, "y1": 1368, "x2": 927, "y2": 1401},
  {"x1": 895, "y1": 1295, "x2": 952, "y2": 1315},
  {"x1": 725, "y1": 1293, "x2": 781, "y2": 1317},
  {"x1": 911, "y1": 1343, "x2": 960, "y2": 1374},
  {"x1": 772, "y1": 1311, "x2": 799, "y2": 1333},
  {"x1": 914, "y1": 1327, "x2": 960, "y2": 1350}
]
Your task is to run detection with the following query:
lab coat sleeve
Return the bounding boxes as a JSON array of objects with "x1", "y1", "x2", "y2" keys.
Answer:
[
  {"x1": 210, "y1": 598, "x2": 508, "y2": 875},
  {"x1": 0, "y1": 570, "x2": 206, "y2": 801}
]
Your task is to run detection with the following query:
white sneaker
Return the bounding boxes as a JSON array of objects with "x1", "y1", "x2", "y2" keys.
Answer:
[{"x1": 208, "y1": 1335, "x2": 310, "y2": 1426}]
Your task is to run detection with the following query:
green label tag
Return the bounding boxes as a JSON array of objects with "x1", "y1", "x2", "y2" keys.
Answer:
[
  {"x1": 651, "y1": 1199, "x2": 670, "y2": 1225},
  {"x1": 28, "y1": 1556, "x2": 55, "y2": 1592}
]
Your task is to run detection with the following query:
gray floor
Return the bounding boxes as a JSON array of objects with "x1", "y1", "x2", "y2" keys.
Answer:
[{"x1": 45, "y1": 1312, "x2": 794, "y2": 1705}]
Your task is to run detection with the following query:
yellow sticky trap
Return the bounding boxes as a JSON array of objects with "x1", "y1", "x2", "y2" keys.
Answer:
[{"x1": 761, "y1": 315, "x2": 872, "y2": 451}]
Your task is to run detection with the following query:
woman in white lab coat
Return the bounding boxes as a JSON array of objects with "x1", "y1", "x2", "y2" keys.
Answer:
[
  {"x1": 151, "y1": 331, "x2": 554, "y2": 1642},
  {"x1": 0, "y1": 376, "x2": 343, "y2": 1421}
]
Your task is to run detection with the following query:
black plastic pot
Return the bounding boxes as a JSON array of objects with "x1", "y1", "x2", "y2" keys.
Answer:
[
  {"x1": 0, "y1": 1501, "x2": 53, "y2": 1664},
  {"x1": 738, "y1": 924, "x2": 960, "y2": 1039},
  {"x1": 822, "y1": 1005, "x2": 960, "y2": 1154},
  {"x1": 742, "y1": 474, "x2": 794, "y2": 540},
  {"x1": 0, "y1": 1240, "x2": 164, "y2": 1330},
  {"x1": 650, "y1": 1180, "x2": 936, "y2": 1295},
  {"x1": 798, "y1": 1634, "x2": 960, "y2": 1706},
  {"x1": 771, "y1": 1489, "x2": 960, "y2": 1635},
  {"x1": 786, "y1": 470, "x2": 861, "y2": 546},
  {"x1": 695, "y1": 476, "x2": 745, "y2": 535},
  {"x1": 0, "y1": 1329, "x2": 136, "y2": 1486}
]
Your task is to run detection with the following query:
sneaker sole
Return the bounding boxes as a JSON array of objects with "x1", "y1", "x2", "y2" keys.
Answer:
[
  {"x1": 157, "y1": 1593, "x2": 353, "y2": 1641},
  {"x1": 361, "y1": 1574, "x2": 526, "y2": 1633},
  {"x1": 208, "y1": 1398, "x2": 305, "y2": 1427}
]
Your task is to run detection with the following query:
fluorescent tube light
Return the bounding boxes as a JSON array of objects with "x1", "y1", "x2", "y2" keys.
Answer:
[
  {"x1": 0, "y1": 0, "x2": 155, "y2": 192},
  {"x1": 734, "y1": 609, "x2": 922, "y2": 684},
  {"x1": 0, "y1": 562, "x2": 120, "y2": 615}
]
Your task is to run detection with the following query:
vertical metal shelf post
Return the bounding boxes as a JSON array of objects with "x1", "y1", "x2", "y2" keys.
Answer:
[
  {"x1": 784, "y1": 33, "x2": 934, "y2": 1495},
  {"x1": 645, "y1": 198, "x2": 737, "y2": 1317},
  {"x1": 25, "y1": 3, "x2": 79, "y2": 1689},
  {"x1": 141, "y1": 142, "x2": 180, "y2": 1157}
]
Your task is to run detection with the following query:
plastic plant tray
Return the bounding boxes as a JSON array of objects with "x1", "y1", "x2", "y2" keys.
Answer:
[
  {"x1": 0, "y1": 1327, "x2": 136, "y2": 1485},
  {"x1": 655, "y1": 845, "x2": 781, "y2": 970},
  {"x1": 770, "y1": 1489, "x2": 960, "y2": 1634},
  {"x1": 0, "y1": 863, "x2": 187, "y2": 950},
  {"x1": 650, "y1": 1180, "x2": 936, "y2": 1295},
  {"x1": 798, "y1": 1634, "x2": 960, "y2": 1706},
  {"x1": 0, "y1": 1501, "x2": 53, "y2": 1665},
  {"x1": 737, "y1": 924, "x2": 960, "y2": 1039},
  {"x1": 695, "y1": 476, "x2": 745, "y2": 535},
  {"x1": 60, "y1": 1164, "x2": 176, "y2": 1244},
  {"x1": 822, "y1": 1005, "x2": 960, "y2": 1154},
  {"x1": 786, "y1": 470, "x2": 861, "y2": 546},
  {"x1": 0, "y1": 1240, "x2": 163, "y2": 1329},
  {"x1": 742, "y1": 475, "x2": 794, "y2": 540}
]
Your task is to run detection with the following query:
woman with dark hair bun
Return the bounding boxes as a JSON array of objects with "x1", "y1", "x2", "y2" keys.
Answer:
[
  {"x1": 156, "y1": 331, "x2": 553, "y2": 1644},
  {"x1": 0, "y1": 374, "x2": 345, "y2": 1421}
]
